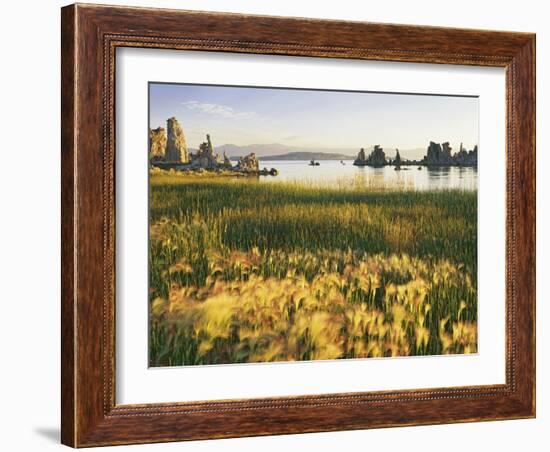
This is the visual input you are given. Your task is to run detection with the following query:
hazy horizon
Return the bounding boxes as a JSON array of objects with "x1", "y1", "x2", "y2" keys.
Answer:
[{"x1": 149, "y1": 83, "x2": 479, "y2": 156}]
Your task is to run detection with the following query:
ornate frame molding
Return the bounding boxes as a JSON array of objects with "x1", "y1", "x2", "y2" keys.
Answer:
[{"x1": 62, "y1": 4, "x2": 535, "y2": 447}]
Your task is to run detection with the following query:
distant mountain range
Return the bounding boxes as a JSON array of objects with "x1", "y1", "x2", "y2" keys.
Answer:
[
  {"x1": 216, "y1": 143, "x2": 356, "y2": 159},
  {"x1": 234, "y1": 152, "x2": 355, "y2": 161},
  {"x1": 198, "y1": 143, "x2": 427, "y2": 161}
]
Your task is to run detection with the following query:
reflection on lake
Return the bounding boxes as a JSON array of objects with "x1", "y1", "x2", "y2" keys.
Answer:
[{"x1": 258, "y1": 160, "x2": 477, "y2": 191}]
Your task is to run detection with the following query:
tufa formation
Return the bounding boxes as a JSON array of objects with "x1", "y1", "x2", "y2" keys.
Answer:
[
  {"x1": 352, "y1": 142, "x2": 478, "y2": 167},
  {"x1": 149, "y1": 117, "x2": 277, "y2": 176},
  {"x1": 422, "y1": 141, "x2": 477, "y2": 166},
  {"x1": 149, "y1": 127, "x2": 167, "y2": 161},
  {"x1": 189, "y1": 134, "x2": 221, "y2": 169},
  {"x1": 353, "y1": 145, "x2": 386, "y2": 167},
  {"x1": 424, "y1": 141, "x2": 453, "y2": 166},
  {"x1": 394, "y1": 149, "x2": 402, "y2": 166},
  {"x1": 236, "y1": 153, "x2": 260, "y2": 172},
  {"x1": 452, "y1": 143, "x2": 478, "y2": 167},
  {"x1": 165, "y1": 117, "x2": 189, "y2": 163}
]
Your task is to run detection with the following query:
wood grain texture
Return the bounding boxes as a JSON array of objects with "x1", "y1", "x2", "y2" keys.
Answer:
[
  {"x1": 60, "y1": 4, "x2": 76, "y2": 447},
  {"x1": 60, "y1": 3, "x2": 536, "y2": 447}
]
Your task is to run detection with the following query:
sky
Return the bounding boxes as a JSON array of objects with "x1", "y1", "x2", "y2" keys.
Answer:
[{"x1": 149, "y1": 83, "x2": 479, "y2": 152}]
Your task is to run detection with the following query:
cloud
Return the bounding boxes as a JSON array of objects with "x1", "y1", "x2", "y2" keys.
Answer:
[
  {"x1": 181, "y1": 101, "x2": 254, "y2": 119},
  {"x1": 282, "y1": 135, "x2": 301, "y2": 141}
]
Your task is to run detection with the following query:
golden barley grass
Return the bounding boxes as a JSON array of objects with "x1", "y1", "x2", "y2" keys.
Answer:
[{"x1": 149, "y1": 171, "x2": 477, "y2": 366}]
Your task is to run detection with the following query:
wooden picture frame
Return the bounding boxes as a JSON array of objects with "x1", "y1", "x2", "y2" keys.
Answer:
[{"x1": 61, "y1": 3, "x2": 535, "y2": 447}]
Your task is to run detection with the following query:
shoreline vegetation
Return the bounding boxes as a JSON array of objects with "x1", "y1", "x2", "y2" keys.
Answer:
[{"x1": 149, "y1": 171, "x2": 478, "y2": 366}]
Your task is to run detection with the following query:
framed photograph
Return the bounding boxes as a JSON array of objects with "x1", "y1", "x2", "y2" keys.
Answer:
[{"x1": 61, "y1": 3, "x2": 535, "y2": 447}]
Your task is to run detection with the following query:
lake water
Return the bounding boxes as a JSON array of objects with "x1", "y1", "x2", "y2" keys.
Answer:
[{"x1": 257, "y1": 160, "x2": 477, "y2": 191}]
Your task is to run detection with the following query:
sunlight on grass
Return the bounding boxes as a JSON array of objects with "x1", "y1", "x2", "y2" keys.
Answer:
[{"x1": 149, "y1": 172, "x2": 477, "y2": 366}]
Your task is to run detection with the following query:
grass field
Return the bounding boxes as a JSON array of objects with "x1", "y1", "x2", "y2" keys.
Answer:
[{"x1": 149, "y1": 171, "x2": 477, "y2": 366}]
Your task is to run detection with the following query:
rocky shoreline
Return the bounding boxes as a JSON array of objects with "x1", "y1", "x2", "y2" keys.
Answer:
[
  {"x1": 151, "y1": 162, "x2": 278, "y2": 177},
  {"x1": 150, "y1": 117, "x2": 478, "y2": 175},
  {"x1": 149, "y1": 117, "x2": 278, "y2": 176},
  {"x1": 353, "y1": 142, "x2": 478, "y2": 168}
]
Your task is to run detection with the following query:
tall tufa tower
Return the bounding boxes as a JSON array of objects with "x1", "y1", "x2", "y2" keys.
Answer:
[{"x1": 165, "y1": 117, "x2": 189, "y2": 163}]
